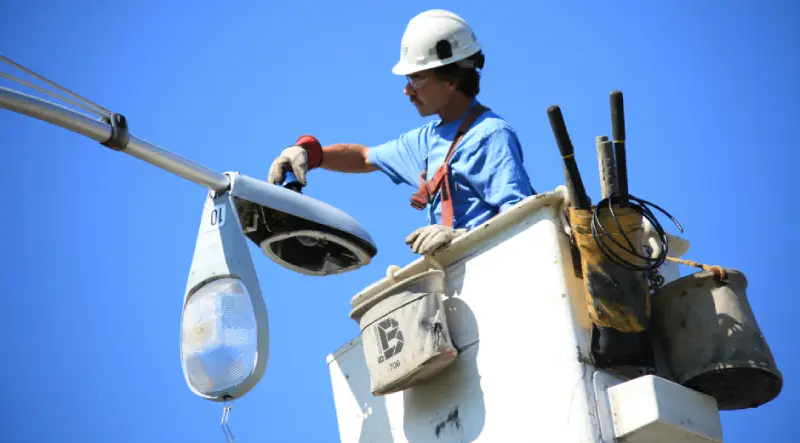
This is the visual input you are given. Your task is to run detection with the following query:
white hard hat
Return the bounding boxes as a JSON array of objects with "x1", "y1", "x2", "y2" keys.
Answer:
[{"x1": 392, "y1": 9, "x2": 483, "y2": 76}]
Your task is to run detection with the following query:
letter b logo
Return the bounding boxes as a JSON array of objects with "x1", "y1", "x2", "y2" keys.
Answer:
[{"x1": 376, "y1": 317, "x2": 404, "y2": 363}]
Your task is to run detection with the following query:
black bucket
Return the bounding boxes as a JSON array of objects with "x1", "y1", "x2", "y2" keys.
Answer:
[{"x1": 651, "y1": 268, "x2": 782, "y2": 410}]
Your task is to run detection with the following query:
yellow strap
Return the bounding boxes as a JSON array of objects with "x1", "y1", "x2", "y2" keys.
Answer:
[{"x1": 665, "y1": 256, "x2": 727, "y2": 280}]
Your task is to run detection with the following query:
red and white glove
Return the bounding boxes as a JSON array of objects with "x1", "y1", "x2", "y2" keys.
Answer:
[{"x1": 267, "y1": 135, "x2": 324, "y2": 185}]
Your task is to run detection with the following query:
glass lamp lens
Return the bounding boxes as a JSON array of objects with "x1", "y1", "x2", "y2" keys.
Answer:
[{"x1": 181, "y1": 277, "x2": 258, "y2": 397}]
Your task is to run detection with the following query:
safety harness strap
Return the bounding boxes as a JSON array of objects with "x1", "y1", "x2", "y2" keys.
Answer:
[{"x1": 410, "y1": 104, "x2": 489, "y2": 227}]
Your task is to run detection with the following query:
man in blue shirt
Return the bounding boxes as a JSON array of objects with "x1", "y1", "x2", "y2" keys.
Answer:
[{"x1": 267, "y1": 9, "x2": 535, "y2": 255}]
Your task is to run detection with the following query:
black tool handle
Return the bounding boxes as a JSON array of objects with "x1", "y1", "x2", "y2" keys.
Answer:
[
  {"x1": 548, "y1": 105, "x2": 591, "y2": 210},
  {"x1": 610, "y1": 90, "x2": 629, "y2": 206},
  {"x1": 282, "y1": 170, "x2": 304, "y2": 193}
]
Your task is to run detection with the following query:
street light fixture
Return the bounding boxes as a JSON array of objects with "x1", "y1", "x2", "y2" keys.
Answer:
[
  {"x1": 181, "y1": 182, "x2": 268, "y2": 404},
  {"x1": 179, "y1": 170, "x2": 378, "y2": 403}
]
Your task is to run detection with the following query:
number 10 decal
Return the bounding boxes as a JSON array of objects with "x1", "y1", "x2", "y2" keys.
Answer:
[{"x1": 205, "y1": 204, "x2": 227, "y2": 232}]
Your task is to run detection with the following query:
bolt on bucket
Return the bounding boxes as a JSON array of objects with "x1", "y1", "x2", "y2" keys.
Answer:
[
  {"x1": 651, "y1": 268, "x2": 783, "y2": 410},
  {"x1": 350, "y1": 269, "x2": 458, "y2": 396}
]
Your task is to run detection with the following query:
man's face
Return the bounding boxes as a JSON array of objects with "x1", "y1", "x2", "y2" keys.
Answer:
[{"x1": 404, "y1": 70, "x2": 455, "y2": 117}]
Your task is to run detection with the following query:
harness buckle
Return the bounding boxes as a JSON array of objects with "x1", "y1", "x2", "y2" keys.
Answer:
[{"x1": 410, "y1": 193, "x2": 428, "y2": 210}]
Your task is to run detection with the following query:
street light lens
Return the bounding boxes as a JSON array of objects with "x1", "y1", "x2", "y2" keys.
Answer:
[
  {"x1": 262, "y1": 231, "x2": 367, "y2": 275},
  {"x1": 180, "y1": 277, "x2": 258, "y2": 397}
]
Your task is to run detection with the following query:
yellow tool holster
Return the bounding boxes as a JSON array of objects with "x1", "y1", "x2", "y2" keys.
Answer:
[{"x1": 568, "y1": 206, "x2": 650, "y2": 333}]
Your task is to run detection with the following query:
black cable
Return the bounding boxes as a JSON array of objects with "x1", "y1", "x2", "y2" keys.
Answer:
[{"x1": 590, "y1": 193, "x2": 683, "y2": 272}]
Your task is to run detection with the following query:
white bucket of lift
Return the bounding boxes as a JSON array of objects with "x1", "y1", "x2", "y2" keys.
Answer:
[{"x1": 350, "y1": 269, "x2": 458, "y2": 396}]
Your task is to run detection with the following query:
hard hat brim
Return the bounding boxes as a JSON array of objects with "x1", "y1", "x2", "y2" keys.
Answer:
[{"x1": 391, "y1": 45, "x2": 483, "y2": 76}]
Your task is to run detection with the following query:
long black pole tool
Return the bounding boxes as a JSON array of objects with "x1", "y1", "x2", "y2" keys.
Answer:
[
  {"x1": 610, "y1": 90, "x2": 629, "y2": 207},
  {"x1": 548, "y1": 105, "x2": 591, "y2": 210}
]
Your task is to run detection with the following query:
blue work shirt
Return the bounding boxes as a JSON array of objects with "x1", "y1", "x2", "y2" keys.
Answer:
[{"x1": 367, "y1": 99, "x2": 535, "y2": 230}]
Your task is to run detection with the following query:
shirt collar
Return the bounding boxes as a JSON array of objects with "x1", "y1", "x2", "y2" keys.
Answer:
[{"x1": 436, "y1": 98, "x2": 480, "y2": 129}]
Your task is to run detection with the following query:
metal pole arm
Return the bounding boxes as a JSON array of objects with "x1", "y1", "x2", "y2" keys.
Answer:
[{"x1": 0, "y1": 87, "x2": 231, "y2": 192}]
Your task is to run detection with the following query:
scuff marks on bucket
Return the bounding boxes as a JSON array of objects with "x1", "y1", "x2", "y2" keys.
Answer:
[
  {"x1": 434, "y1": 407, "x2": 462, "y2": 438},
  {"x1": 421, "y1": 311, "x2": 446, "y2": 348}
]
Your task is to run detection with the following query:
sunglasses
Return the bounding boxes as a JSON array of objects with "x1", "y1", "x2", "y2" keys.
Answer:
[{"x1": 406, "y1": 75, "x2": 429, "y2": 89}]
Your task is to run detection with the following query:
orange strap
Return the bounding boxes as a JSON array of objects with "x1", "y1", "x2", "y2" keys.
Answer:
[{"x1": 410, "y1": 104, "x2": 489, "y2": 227}]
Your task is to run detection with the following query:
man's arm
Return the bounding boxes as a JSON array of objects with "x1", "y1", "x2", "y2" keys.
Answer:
[
  {"x1": 268, "y1": 139, "x2": 378, "y2": 184},
  {"x1": 268, "y1": 125, "x2": 428, "y2": 186},
  {"x1": 320, "y1": 143, "x2": 379, "y2": 173}
]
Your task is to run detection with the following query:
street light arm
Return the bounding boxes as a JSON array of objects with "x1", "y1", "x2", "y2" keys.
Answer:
[{"x1": 0, "y1": 86, "x2": 231, "y2": 192}]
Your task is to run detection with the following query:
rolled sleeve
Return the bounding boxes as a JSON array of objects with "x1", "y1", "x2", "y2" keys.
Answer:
[{"x1": 367, "y1": 125, "x2": 429, "y2": 187}]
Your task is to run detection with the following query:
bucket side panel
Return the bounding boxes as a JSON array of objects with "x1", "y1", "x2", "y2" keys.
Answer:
[{"x1": 329, "y1": 206, "x2": 602, "y2": 442}]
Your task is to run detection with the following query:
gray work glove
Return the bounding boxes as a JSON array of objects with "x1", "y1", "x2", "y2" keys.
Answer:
[
  {"x1": 268, "y1": 145, "x2": 309, "y2": 185},
  {"x1": 405, "y1": 224, "x2": 467, "y2": 255}
]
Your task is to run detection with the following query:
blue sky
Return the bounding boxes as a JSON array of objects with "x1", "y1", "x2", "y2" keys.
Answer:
[{"x1": 1, "y1": 1, "x2": 797, "y2": 442}]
